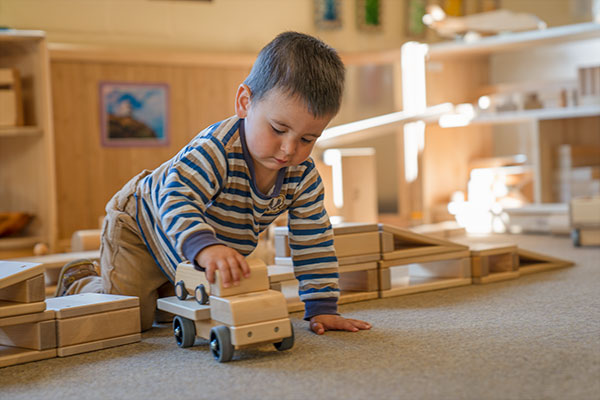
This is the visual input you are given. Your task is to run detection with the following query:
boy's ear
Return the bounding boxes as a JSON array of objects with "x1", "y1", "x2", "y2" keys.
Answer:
[{"x1": 235, "y1": 84, "x2": 252, "y2": 118}]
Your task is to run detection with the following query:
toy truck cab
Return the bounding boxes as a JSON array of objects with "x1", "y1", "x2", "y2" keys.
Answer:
[{"x1": 157, "y1": 258, "x2": 294, "y2": 362}]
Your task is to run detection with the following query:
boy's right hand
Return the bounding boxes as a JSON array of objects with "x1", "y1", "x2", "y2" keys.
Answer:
[{"x1": 195, "y1": 245, "x2": 250, "y2": 288}]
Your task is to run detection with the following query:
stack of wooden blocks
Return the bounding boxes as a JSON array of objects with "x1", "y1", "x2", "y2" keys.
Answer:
[
  {"x1": 271, "y1": 223, "x2": 381, "y2": 312},
  {"x1": 378, "y1": 225, "x2": 472, "y2": 297},
  {"x1": 269, "y1": 223, "x2": 575, "y2": 312},
  {"x1": 0, "y1": 261, "x2": 54, "y2": 367},
  {"x1": 0, "y1": 261, "x2": 141, "y2": 368}
]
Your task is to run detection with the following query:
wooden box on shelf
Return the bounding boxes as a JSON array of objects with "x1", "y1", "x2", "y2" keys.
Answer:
[{"x1": 0, "y1": 68, "x2": 23, "y2": 127}]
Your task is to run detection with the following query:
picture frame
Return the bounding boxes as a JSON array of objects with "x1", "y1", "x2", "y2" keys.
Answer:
[
  {"x1": 357, "y1": 0, "x2": 383, "y2": 33},
  {"x1": 315, "y1": 0, "x2": 342, "y2": 30},
  {"x1": 99, "y1": 81, "x2": 169, "y2": 147}
]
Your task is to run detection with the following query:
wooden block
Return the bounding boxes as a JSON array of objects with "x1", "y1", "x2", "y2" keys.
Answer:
[
  {"x1": 332, "y1": 223, "x2": 379, "y2": 235},
  {"x1": 229, "y1": 318, "x2": 291, "y2": 346},
  {"x1": 471, "y1": 256, "x2": 489, "y2": 278},
  {"x1": 0, "y1": 68, "x2": 23, "y2": 126},
  {"x1": 339, "y1": 269, "x2": 379, "y2": 292},
  {"x1": 0, "y1": 309, "x2": 54, "y2": 328},
  {"x1": 379, "y1": 249, "x2": 471, "y2": 269},
  {"x1": 269, "y1": 279, "x2": 304, "y2": 313},
  {"x1": 0, "y1": 300, "x2": 46, "y2": 319},
  {"x1": 267, "y1": 265, "x2": 295, "y2": 284},
  {"x1": 274, "y1": 256, "x2": 293, "y2": 267},
  {"x1": 577, "y1": 228, "x2": 600, "y2": 246},
  {"x1": 0, "y1": 320, "x2": 56, "y2": 350},
  {"x1": 212, "y1": 258, "x2": 269, "y2": 297},
  {"x1": 333, "y1": 231, "x2": 380, "y2": 258},
  {"x1": 518, "y1": 248, "x2": 574, "y2": 275},
  {"x1": 274, "y1": 233, "x2": 290, "y2": 258},
  {"x1": 276, "y1": 253, "x2": 380, "y2": 267},
  {"x1": 379, "y1": 268, "x2": 392, "y2": 291},
  {"x1": 0, "y1": 274, "x2": 45, "y2": 303},
  {"x1": 57, "y1": 333, "x2": 141, "y2": 357},
  {"x1": 379, "y1": 277, "x2": 472, "y2": 298},
  {"x1": 379, "y1": 224, "x2": 468, "y2": 261},
  {"x1": 0, "y1": 346, "x2": 56, "y2": 368},
  {"x1": 156, "y1": 296, "x2": 211, "y2": 321},
  {"x1": 0, "y1": 89, "x2": 17, "y2": 126},
  {"x1": 56, "y1": 307, "x2": 140, "y2": 347},
  {"x1": 570, "y1": 196, "x2": 600, "y2": 226},
  {"x1": 174, "y1": 261, "x2": 211, "y2": 296},
  {"x1": 470, "y1": 243, "x2": 519, "y2": 283},
  {"x1": 472, "y1": 270, "x2": 520, "y2": 284},
  {"x1": 379, "y1": 257, "x2": 471, "y2": 298},
  {"x1": 210, "y1": 290, "x2": 289, "y2": 326},
  {"x1": 0, "y1": 261, "x2": 44, "y2": 291},
  {"x1": 15, "y1": 251, "x2": 101, "y2": 285},
  {"x1": 339, "y1": 253, "x2": 381, "y2": 265},
  {"x1": 70, "y1": 229, "x2": 101, "y2": 252},
  {"x1": 45, "y1": 293, "x2": 139, "y2": 319},
  {"x1": 338, "y1": 291, "x2": 379, "y2": 305},
  {"x1": 338, "y1": 261, "x2": 378, "y2": 273},
  {"x1": 380, "y1": 231, "x2": 395, "y2": 253}
]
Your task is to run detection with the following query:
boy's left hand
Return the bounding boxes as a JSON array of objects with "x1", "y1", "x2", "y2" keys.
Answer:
[{"x1": 310, "y1": 314, "x2": 371, "y2": 335}]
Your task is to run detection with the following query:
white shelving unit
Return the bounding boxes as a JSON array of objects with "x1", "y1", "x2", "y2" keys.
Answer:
[{"x1": 412, "y1": 22, "x2": 600, "y2": 213}]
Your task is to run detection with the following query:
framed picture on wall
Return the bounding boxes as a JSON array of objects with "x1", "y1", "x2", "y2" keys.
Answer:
[{"x1": 99, "y1": 81, "x2": 169, "y2": 147}]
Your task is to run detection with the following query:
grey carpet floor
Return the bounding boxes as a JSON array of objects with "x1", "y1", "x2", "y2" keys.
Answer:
[{"x1": 1, "y1": 233, "x2": 599, "y2": 400}]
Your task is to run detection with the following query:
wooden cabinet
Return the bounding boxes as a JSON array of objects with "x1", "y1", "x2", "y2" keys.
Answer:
[{"x1": 0, "y1": 31, "x2": 57, "y2": 257}]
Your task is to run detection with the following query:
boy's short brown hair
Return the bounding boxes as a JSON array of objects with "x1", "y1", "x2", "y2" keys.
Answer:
[{"x1": 244, "y1": 31, "x2": 345, "y2": 118}]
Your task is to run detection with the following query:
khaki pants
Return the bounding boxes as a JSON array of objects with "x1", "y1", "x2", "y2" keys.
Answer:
[{"x1": 67, "y1": 171, "x2": 173, "y2": 331}]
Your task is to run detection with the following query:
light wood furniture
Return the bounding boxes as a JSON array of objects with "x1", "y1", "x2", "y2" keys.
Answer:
[
  {"x1": 416, "y1": 22, "x2": 600, "y2": 217},
  {"x1": 0, "y1": 31, "x2": 57, "y2": 258}
]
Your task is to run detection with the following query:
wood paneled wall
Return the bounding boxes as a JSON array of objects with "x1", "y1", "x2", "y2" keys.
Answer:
[{"x1": 50, "y1": 49, "x2": 252, "y2": 245}]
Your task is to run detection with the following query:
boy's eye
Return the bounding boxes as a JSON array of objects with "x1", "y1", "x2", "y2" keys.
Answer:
[
  {"x1": 301, "y1": 137, "x2": 314, "y2": 144},
  {"x1": 271, "y1": 125, "x2": 284, "y2": 134}
]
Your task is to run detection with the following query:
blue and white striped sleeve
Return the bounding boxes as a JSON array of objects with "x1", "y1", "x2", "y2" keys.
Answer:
[
  {"x1": 156, "y1": 138, "x2": 226, "y2": 261},
  {"x1": 288, "y1": 162, "x2": 339, "y2": 320}
]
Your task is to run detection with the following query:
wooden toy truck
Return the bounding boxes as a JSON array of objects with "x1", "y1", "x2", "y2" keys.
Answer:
[{"x1": 157, "y1": 258, "x2": 294, "y2": 362}]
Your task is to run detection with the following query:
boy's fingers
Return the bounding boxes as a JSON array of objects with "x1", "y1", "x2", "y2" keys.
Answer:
[
  {"x1": 238, "y1": 256, "x2": 251, "y2": 278},
  {"x1": 311, "y1": 321, "x2": 325, "y2": 335},
  {"x1": 348, "y1": 319, "x2": 371, "y2": 330},
  {"x1": 217, "y1": 260, "x2": 233, "y2": 288},
  {"x1": 227, "y1": 257, "x2": 242, "y2": 285},
  {"x1": 206, "y1": 265, "x2": 216, "y2": 284}
]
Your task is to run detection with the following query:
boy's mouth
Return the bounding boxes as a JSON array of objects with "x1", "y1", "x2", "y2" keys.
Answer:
[{"x1": 274, "y1": 158, "x2": 289, "y2": 164}]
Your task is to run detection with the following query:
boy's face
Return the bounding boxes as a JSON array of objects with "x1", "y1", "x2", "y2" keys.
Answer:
[{"x1": 235, "y1": 85, "x2": 333, "y2": 175}]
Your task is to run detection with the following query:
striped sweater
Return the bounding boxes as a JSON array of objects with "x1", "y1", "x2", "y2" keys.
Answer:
[{"x1": 135, "y1": 116, "x2": 340, "y2": 318}]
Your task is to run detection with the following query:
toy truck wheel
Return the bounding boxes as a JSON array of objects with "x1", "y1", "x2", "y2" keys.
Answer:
[
  {"x1": 173, "y1": 316, "x2": 195, "y2": 348},
  {"x1": 194, "y1": 284, "x2": 209, "y2": 305},
  {"x1": 175, "y1": 280, "x2": 187, "y2": 300},
  {"x1": 572, "y1": 228, "x2": 581, "y2": 247},
  {"x1": 274, "y1": 323, "x2": 294, "y2": 351},
  {"x1": 210, "y1": 325, "x2": 234, "y2": 362}
]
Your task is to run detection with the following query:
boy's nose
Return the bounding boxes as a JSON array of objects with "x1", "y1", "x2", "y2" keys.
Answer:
[{"x1": 281, "y1": 139, "x2": 295, "y2": 156}]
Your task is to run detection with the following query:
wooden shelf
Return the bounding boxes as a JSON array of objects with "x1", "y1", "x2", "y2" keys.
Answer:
[
  {"x1": 0, "y1": 236, "x2": 42, "y2": 251},
  {"x1": 471, "y1": 105, "x2": 600, "y2": 124},
  {"x1": 0, "y1": 126, "x2": 42, "y2": 137},
  {"x1": 316, "y1": 103, "x2": 453, "y2": 149},
  {"x1": 428, "y1": 22, "x2": 600, "y2": 58},
  {"x1": 434, "y1": 105, "x2": 600, "y2": 127}
]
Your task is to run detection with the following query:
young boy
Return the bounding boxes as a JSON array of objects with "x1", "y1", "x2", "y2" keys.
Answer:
[{"x1": 56, "y1": 31, "x2": 371, "y2": 335}]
